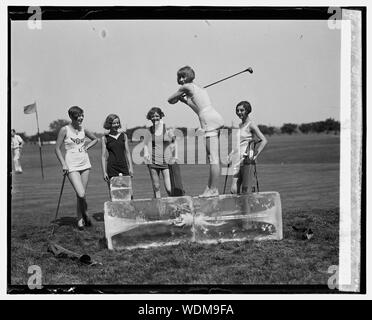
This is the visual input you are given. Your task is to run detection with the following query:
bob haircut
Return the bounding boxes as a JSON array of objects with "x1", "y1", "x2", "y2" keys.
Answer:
[
  {"x1": 103, "y1": 114, "x2": 121, "y2": 130},
  {"x1": 177, "y1": 66, "x2": 195, "y2": 84},
  {"x1": 68, "y1": 106, "x2": 84, "y2": 120},
  {"x1": 146, "y1": 107, "x2": 165, "y2": 121},
  {"x1": 236, "y1": 101, "x2": 252, "y2": 116}
]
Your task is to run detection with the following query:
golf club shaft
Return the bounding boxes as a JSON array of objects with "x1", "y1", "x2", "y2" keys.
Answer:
[
  {"x1": 107, "y1": 180, "x2": 112, "y2": 201},
  {"x1": 254, "y1": 163, "x2": 259, "y2": 192},
  {"x1": 180, "y1": 67, "x2": 252, "y2": 99},
  {"x1": 223, "y1": 162, "x2": 231, "y2": 194},
  {"x1": 50, "y1": 172, "x2": 67, "y2": 236},
  {"x1": 203, "y1": 68, "x2": 253, "y2": 89}
]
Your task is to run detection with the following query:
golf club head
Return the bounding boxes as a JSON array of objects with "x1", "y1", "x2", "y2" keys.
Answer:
[{"x1": 246, "y1": 67, "x2": 253, "y2": 74}]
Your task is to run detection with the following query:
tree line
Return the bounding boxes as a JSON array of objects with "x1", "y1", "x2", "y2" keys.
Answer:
[
  {"x1": 257, "y1": 118, "x2": 340, "y2": 135},
  {"x1": 18, "y1": 118, "x2": 340, "y2": 143}
]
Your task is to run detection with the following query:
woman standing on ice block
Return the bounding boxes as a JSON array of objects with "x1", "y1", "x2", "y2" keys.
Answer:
[{"x1": 168, "y1": 66, "x2": 224, "y2": 197}]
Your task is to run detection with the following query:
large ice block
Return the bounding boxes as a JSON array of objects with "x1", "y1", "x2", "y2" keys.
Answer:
[
  {"x1": 192, "y1": 192, "x2": 282, "y2": 243},
  {"x1": 104, "y1": 192, "x2": 282, "y2": 250},
  {"x1": 104, "y1": 196, "x2": 194, "y2": 250}
]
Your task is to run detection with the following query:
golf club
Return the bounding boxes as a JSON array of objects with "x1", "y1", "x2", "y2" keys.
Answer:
[
  {"x1": 204, "y1": 67, "x2": 253, "y2": 89},
  {"x1": 107, "y1": 180, "x2": 112, "y2": 201},
  {"x1": 223, "y1": 162, "x2": 231, "y2": 194},
  {"x1": 50, "y1": 171, "x2": 68, "y2": 237},
  {"x1": 180, "y1": 67, "x2": 253, "y2": 100},
  {"x1": 253, "y1": 163, "x2": 260, "y2": 193}
]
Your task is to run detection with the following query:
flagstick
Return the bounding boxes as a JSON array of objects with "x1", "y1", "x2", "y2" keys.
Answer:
[{"x1": 34, "y1": 102, "x2": 45, "y2": 179}]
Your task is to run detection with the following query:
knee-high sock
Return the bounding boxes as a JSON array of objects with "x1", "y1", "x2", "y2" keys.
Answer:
[
  {"x1": 77, "y1": 196, "x2": 88, "y2": 219},
  {"x1": 76, "y1": 198, "x2": 80, "y2": 219}
]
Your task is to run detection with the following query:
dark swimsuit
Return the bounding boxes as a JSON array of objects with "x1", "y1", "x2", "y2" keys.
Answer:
[
  {"x1": 148, "y1": 124, "x2": 173, "y2": 170},
  {"x1": 105, "y1": 132, "x2": 129, "y2": 179}
]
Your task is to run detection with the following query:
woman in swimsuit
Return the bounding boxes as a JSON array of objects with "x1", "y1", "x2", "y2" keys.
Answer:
[
  {"x1": 101, "y1": 114, "x2": 133, "y2": 181},
  {"x1": 168, "y1": 66, "x2": 224, "y2": 197},
  {"x1": 55, "y1": 106, "x2": 99, "y2": 229},
  {"x1": 228, "y1": 101, "x2": 267, "y2": 194},
  {"x1": 143, "y1": 107, "x2": 177, "y2": 198}
]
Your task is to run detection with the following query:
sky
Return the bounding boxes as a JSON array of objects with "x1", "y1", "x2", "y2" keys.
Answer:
[{"x1": 11, "y1": 19, "x2": 341, "y2": 135}]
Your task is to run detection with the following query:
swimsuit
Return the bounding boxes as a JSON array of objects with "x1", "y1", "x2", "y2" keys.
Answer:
[
  {"x1": 64, "y1": 125, "x2": 91, "y2": 172},
  {"x1": 186, "y1": 83, "x2": 224, "y2": 136},
  {"x1": 148, "y1": 123, "x2": 175, "y2": 170},
  {"x1": 105, "y1": 132, "x2": 129, "y2": 178},
  {"x1": 233, "y1": 120, "x2": 253, "y2": 175}
]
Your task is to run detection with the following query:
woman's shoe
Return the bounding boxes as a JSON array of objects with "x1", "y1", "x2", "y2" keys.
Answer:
[
  {"x1": 199, "y1": 186, "x2": 210, "y2": 197},
  {"x1": 77, "y1": 218, "x2": 85, "y2": 230},
  {"x1": 199, "y1": 187, "x2": 219, "y2": 197},
  {"x1": 82, "y1": 213, "x2": 92, "y2": 227},
  {"x1": 208, "y1": 188, "x2": 219, "y2": 196},
  {"x1": 85, "y1": 217, "x2": 92, "y2": 227}
]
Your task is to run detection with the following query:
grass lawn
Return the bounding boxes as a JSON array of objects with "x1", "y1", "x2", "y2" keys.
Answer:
[
  {"x1": 10, "y1": 133, "x2": 340, "y2": 289},
  {"x1": 11, "y1": 207, "x2": 338, "y2": 285}
]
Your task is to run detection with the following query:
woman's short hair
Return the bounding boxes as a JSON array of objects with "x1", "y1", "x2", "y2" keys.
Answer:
[
  {"x1": 146, "y1": 107, "x2": 165, "y2": 121},
  {"x1": 177, "y1": 66, "x2": 195, "y2": 84},
  {"x1": 68, "y1": 106, "x2": 84, "y2": 120},
  {"x1": 103, "y1": 114, "x2": 121, "y2": 130},
  {"x1": 236, "y1": 101, "x2": 252, "y2": 116}
]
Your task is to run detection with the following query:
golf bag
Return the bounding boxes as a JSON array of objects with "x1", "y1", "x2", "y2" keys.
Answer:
[
  {"x1": 239, "y1": 140, "x2": 260, "y2": 194},
  {"x1": 169, "y1": 162, "x2": 185, "y2": 196}
]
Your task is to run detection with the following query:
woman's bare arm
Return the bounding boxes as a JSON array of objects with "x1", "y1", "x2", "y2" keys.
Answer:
[
  {"x1": 124, "y1": 133, "x2": 134, "y2": 176},
  {"x1": 55, "y1": 126, "x2": 68, "y2": 173},
  {"x1": 101, "y1": 136, "x2": 109, "y2": 181},
  {"x1": 84, "y1": 129, "x2": 99, "y2": 150},
  {"x1": 250, "y1": 122, "x2": 268, "y2": 160},
  {"x1": 168, "y1": 84, "x2": 191, "y2": 104}
]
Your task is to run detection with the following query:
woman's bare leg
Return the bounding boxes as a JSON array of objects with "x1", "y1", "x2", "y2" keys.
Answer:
[
  {"x1": 80, "y1": 169, "x2": 91, "y2": 224},
  {"x1": 149, "y1": 168, "x2": 161, "y2": 198},
  {"x1": 68, "y1": 171, "x2": 86, "y2": 221},
  {"x1": 206, "y1": 136, "x2": 220, "y2": 191},
  {"x1": 161, "y1": 169, "x2": 172, "y2": 196}
]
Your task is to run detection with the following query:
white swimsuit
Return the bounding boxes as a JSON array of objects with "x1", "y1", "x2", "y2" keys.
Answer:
[
  {"x1": 186, "y1": 83, "x2": 224, "y2": 136},
  {"x1": 233, "y1": 120, "x2": 253, "y2": 174},
  {"x1": 64, "y1": 125, "x2": 91, "y2": 172}
]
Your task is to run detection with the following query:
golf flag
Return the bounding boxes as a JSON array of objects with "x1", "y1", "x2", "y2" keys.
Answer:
[
  {"x1": 23, "y1": 101, "x2": 44, "y2": 179},
  {"x1": 24, "y1": 102, "x2": 36, "y2": 114}
]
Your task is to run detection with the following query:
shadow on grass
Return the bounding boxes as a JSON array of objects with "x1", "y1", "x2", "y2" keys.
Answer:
[
  {"x1": 92, "y1": 212, "x2": 104, "y2": 222},
  {"x1": 51, "y1": 212, "x2": 104, "y2": 229},
  {"x1": 52, "y1": 216, "x2": 77, "y2": 227}
]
